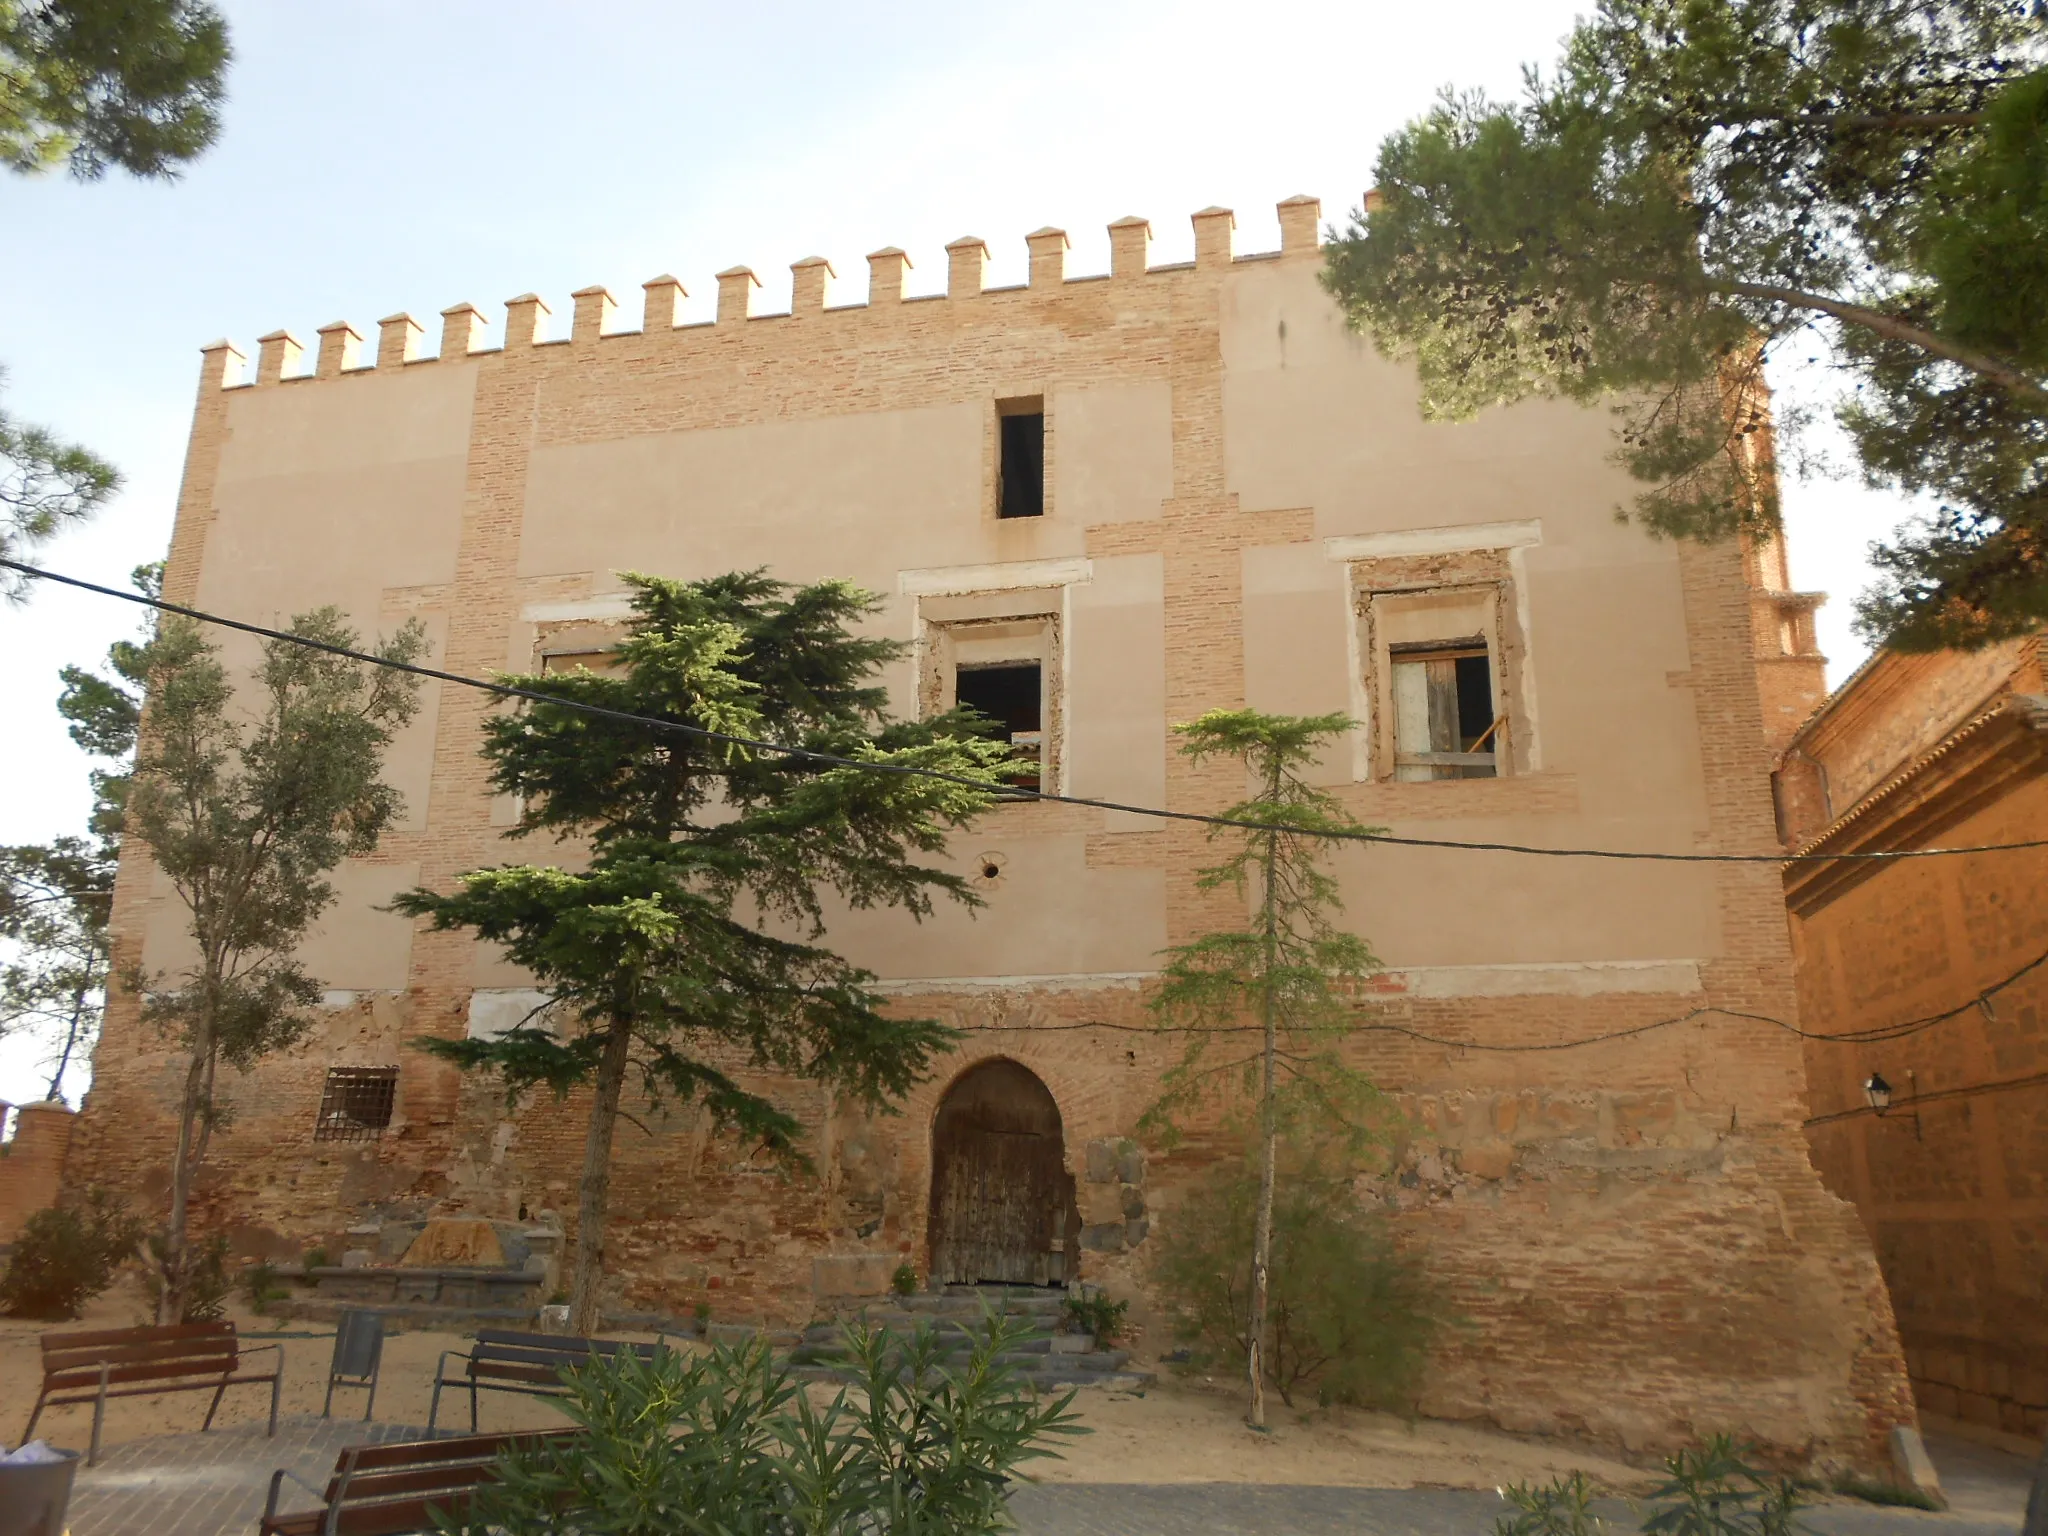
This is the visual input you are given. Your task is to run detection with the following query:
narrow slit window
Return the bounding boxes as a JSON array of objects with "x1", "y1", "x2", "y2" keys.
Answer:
[
  {"x1": 955, "y1": 661, "x2": 1043, "y2": 793},
  {"x1": 314, "y1": 1066, "x2": 399, "y2": 1142},
  {"x1": 997, "y1": 399, "x2": 1045, "y2": 519},
  {"x1": 1390, "y1": 641, "x2": 1498, "y2": 781}
]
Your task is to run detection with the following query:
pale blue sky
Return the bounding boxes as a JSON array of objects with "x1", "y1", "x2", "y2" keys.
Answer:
[{"x1": 0, "y1": 0, "x2": 1902, "y2": 1105}]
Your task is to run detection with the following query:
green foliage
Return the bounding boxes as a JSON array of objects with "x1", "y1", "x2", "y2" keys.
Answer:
[
  {"x1": 1143, "y1": 710, "x2": 1385, "y2": 1149},
  {"x1": 396, "y1": 569, "x2": 1008, "y2": 1332},
  {"x1": 0, "y1": 1185, "x2": 142, "y2": 1319},
  {"x1": 890, "y1": 1262, "x2": 919, "y2": 1297},
  {"x1": 78, "y1": 604, "x2": 425, "y2": 1320},
  {"x1": 1495, "y1": 1471, "x2": 1606, "y2": 1536},
  {"x1": 1828, "y1": 1470, "x2": 1939, "y2": 1511},
  {"x1": 1150, "y1": 1139, "x2": 1439, "y2": 1410},
  {"x1": 440, "y1": 1312, "x2": 1084, "y2": 1536},
  {"x1": 1323, "y1": 1, "x2": 2048, "y2": 650},
  {"x1": 0, "y1": 368, "x2": 120, "y2": 592},
  {"x1": 303, "y1": 1246, "x2": 329, "y2": 1272},
  {"x1": 244, "y1": 1260, "x2": 285, "y2": 1314},
  {"x1": 1641, "y1": 1435, "x2": 1811, "y2": 1536},
  {"x1": 145, "y1": 1231, "x2": 228, "y2": 1322},
  {"x1": 1059, "y1": 1292, "x2": 1128, "y2": 1342},
  {"x1": 0, "y1": 0, "x2": 230, "y2": 179},
  {"x1": 0, "y1": 834, "x2": 112, "y2": 1102}
]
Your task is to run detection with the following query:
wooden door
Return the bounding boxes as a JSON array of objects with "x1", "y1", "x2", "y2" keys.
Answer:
[{"x1": 928, "y1": 1059, "x2": 1072, "y2": 1287}]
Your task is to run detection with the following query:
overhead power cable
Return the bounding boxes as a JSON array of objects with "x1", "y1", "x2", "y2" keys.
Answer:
[
  {"x1": 957, "y1": 945, "x2": 2048, "y2": 1053},
  {"x1": 12, "y1": 555, "x2": 2048, "y2": 868}
]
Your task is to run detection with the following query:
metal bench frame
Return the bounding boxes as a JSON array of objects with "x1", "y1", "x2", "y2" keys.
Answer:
[{"x1": 426, "y1": 1328, "x2": 671, "y2": 1431}]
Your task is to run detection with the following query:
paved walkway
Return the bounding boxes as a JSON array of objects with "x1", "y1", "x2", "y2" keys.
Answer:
[{"x1": 55, "y1": 1416, "x2": 2035, "y2": 1536}]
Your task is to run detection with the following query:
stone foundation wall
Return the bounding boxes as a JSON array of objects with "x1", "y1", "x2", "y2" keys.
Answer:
[{"x1": 72, "y1": 971, "x2": 1908, "y2": 1468}]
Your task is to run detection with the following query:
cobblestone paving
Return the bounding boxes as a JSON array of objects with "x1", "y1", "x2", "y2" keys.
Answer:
[{"x1": 51, "y1": 1418, "x2": 2031, "y2": 1536}]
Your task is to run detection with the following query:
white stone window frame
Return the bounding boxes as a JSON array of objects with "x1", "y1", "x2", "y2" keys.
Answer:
[
  {"x1": 900, "y1": 558, "x2": 1091, "y2": 798},
  {"x1": 1325, "y1": 521, "x2": 1544, "y2": 783}
]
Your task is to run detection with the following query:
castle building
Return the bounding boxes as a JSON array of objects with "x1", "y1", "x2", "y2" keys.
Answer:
[{"x1": 74, "y1": 196, "x2": 1912, "y2": 1463}]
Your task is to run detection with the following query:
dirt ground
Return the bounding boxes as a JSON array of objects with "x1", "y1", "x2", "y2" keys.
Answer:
[{"x1": 1, "y1": 1276, "x2": 1650, "y2": 1492}]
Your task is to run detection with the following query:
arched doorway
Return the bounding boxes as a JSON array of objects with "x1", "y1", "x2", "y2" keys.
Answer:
[{"x1": 927, "y1": 1059, "x2": 1080, "y2": 1287}]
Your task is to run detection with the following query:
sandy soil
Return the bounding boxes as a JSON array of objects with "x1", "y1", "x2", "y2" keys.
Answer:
[{"x1": 1, "y1": 1276, "x2": 1649, "y2": 1493}]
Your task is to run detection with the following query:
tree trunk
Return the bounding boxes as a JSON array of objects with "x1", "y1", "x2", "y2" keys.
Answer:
[
  {"x1": 1245, "y1": 819, "x2": 1281, "y2": 1431},
  {"x1": 158, "y1": 1035, "x2": 212, "y2": 1324},
  {"x1": 43, "y1": 977, "x2": 92, "y2": 1103},
  {"x1": 570, "y1": 1020, "x2": 634, "y2": 1337}
]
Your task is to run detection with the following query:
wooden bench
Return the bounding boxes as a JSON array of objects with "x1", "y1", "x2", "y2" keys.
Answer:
[
  {"x1": 23, "y1": 1320, "x2": 282, "y2": 1466},
  {"x1": 258, "y1": 1428, "x2": 580, "y2": 1536},
  {"x1": 427, "y1": 1328, "x2": 671, "y2": 1432}
]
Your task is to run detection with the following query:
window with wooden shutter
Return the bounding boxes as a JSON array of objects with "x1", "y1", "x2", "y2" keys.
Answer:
[{"x1": 1389, "y1": 640, "x2": 1500, "y2": 781}]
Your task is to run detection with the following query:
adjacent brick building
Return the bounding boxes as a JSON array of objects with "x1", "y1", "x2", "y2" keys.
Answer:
[
  {"x1": 1778, "y1": 636, "x2": 2048, "y2": 1443},
  {"x1": 71, "y1": 196, "x2": 1913, "y2": 1465}
]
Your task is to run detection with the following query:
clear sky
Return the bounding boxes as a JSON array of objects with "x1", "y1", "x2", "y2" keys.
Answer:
[{"x1": 0, "y1": 0, "x2": 1906, "y2": 1108}]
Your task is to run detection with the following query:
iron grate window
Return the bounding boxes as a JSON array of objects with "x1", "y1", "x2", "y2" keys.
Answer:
[{"x1": 314, "y1": 1066, "x2": 398, "y2": 1142}]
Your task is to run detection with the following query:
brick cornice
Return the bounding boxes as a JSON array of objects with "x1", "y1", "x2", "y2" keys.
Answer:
[{"x1": 1783, "y1": 692, "x2": 2048, "y2": 917}]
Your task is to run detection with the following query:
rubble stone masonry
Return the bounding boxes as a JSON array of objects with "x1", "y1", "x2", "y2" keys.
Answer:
[{"x1": 69, "y1": 197, "x2": 1910, "y2": 1468}]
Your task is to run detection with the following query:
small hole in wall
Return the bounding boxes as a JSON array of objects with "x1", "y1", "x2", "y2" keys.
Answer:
[{"x1": 982, "y1": 861, "x2": 1002, "y2": 880}]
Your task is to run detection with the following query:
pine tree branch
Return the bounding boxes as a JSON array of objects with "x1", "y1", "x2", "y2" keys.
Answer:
[{"x1": 1711, "y1": 279, "x2": 2048, "y2": 406}]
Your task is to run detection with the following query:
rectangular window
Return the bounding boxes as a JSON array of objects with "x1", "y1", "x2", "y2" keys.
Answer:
[
  {"x1": 1390, "y1": 640, "x2": 1498, "y2": 780},
  {"x1": 997, "y1": 398, "x2": 1045, "y2": 519},
  {"x1": 955, "y1": 661, "x2": 1044, "y2": 793},
  {"x1": 314, "y1": 1066, "x2": 399, "y2": 1142}
]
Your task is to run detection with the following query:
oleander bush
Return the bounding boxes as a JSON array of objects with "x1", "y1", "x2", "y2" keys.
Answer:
[{"x1": 440, "y1": 1308, "x2": 1084, "y2": 1535}]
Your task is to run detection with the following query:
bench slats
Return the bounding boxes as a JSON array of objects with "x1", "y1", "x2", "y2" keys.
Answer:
[
  {"x1": 45, "y1": 1337, "x2": 237, "y2": 1370},
  {"x1": 42, "y1": 1321, "x2": 232, "y2": 1353},
  {"x1": 337, "y1": 1430, "x2": 553, "y2": 1473},
  {"x1": 46, "y1": 1353, "x2": 239, "y2": 1387},
  {"x1": 264, "y1": 1494, "x2": 474, "y2": 1536},
  {"x1": 262, "y1": 1430, "x2": 581, "y2": 1536}
]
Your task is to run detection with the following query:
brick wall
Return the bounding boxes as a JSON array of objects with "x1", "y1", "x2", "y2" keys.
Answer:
[
  {"x1": 0, "y1": 1102, "x2": 77, "y2": 1241},
  {"x1": 1793, "y1": 774, "x2": 2048, "y2": 1442}
]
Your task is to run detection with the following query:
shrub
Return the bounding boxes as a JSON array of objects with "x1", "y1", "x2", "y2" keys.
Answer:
[
  {"x1": 303, "y1": 1245, "x2": 330, "y2": 1272},
  {"x1": 441, "y1": 1310, "x2": 1084, "y2": 1535},
  {"x1": 1150, "y1": 1141, "x2": 1439, "y2": 1409},
  {"x1": 1060, "y1": 1291, "x2": 1129, "y2": 1342},
  {"x1": 0, "y1": 1187, "x2": 145, "y2": 1320},
  {"x1": 245, "y1": 1261, "x2": 288, "y2": 1314},
  {"x1": 1641, "y1": 1435, "x2": 1810, "y2": 1536},
  {"x1": 147, "y1": 1231, "x2": 231, "y2": 1323},
  {"x1": 1495, "y1": 1471, "x2": 1606, "y2": 1536},
  {"x1": 890, "y1": 1262, "x2": 918, "y2": 1297}
]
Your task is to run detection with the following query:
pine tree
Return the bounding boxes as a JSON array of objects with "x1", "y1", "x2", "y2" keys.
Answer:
[
  {"x1": 394, "y1": 571, "x2": 1010, "y2": 1335},
  {"x1": 1322, "y1": 0, "x2": 2046, "y2": 650},
  {"x1": 1140, "y1": 709, "x2": 1387, "y2": 1429}
]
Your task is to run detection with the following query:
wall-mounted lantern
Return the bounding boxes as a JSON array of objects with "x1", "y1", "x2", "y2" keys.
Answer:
[{"x1": 1864, "y1": 1069, "x2": 1921, "y2": 1139}]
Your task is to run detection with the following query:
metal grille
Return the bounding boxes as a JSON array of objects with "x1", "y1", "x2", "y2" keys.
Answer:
[{"x1": 314, "y1": 1066, "x2": 398, "y2": 1142}]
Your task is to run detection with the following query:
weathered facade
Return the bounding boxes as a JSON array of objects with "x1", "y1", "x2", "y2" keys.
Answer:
[
  {"x1": 1777, "y1": 637, "x2": 2048, "y2": 1444},
  {"x1": 72, "y1": 196, "x2": 1913, "y2": 1464}
]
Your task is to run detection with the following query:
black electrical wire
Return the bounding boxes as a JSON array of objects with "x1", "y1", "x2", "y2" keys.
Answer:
[
  {"x1": 11, "y1": 555, "x2": 2048, "y2": 868},
  {"x1": 946, "y1": 945, "x2": 2048, "y2": 1053}
]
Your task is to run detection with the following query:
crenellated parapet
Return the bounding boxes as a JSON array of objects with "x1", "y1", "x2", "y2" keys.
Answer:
[{"x1": 209, "y1": 197, "x2": 1328, "y2": 386}]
